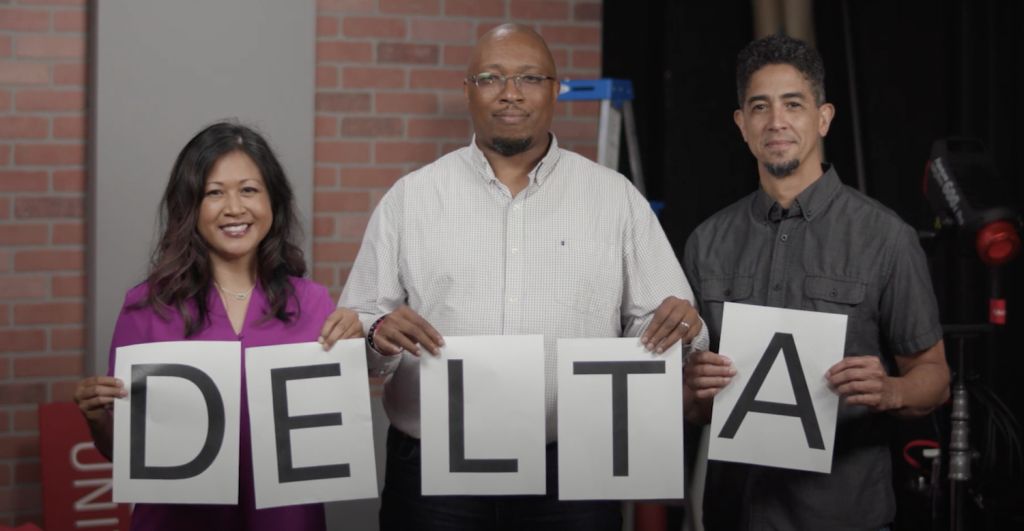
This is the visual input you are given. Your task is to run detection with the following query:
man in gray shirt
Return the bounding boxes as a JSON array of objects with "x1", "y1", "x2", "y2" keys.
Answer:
[{"x1": 683, "y1": 35, "x2": 950, "y2": 531}]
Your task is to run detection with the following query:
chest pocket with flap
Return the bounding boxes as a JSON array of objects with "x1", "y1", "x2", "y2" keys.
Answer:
[
  {"x1": 804, "y1": 276, "x2": 866, "y2": 354},
  {"x1": 804, "y1": 275, "x2": 866, "y2": 309},
  {"x1": 700, "y1": 274, "x2": 754, "y2": 330},
  {"x1": 701, "y1": 275, "x2": 754, "y2": 303}
]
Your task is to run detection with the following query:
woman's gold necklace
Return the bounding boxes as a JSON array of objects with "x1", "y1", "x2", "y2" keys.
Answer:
[{"x1": 214, "y1": 281, "x2": 255, "y2": 300}]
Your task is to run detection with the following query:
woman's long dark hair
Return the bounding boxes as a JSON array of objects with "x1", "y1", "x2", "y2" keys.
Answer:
[{"x1": 137, "y1": 120, "x2": 307, "y2": 337}]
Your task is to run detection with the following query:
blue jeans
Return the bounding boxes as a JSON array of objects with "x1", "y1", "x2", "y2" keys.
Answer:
[{"x1": 379, "y1": 426, "x2": 623, "y2": 531}]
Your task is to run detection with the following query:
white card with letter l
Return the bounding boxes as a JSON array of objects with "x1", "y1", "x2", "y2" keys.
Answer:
[
  {"x1": 419, "y1": 335, "x2": 547, "y2": 496},
  {"x1": 245, "y1": 339, "x2": 378, "y2": 509},
  {"x1": 113, "y1": 341, "x2": 241, "y2": 504},
  {"x1": 557, "y1": 337, "x2": 683, "y2": 500},
  {"x1": 708, "y1": 303, "x2": 846, "y2": 473}
]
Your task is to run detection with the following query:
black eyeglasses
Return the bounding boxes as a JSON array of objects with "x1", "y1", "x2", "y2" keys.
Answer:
[{"x1": 467, "y1": 73, "x2": 557, "y2": 92}]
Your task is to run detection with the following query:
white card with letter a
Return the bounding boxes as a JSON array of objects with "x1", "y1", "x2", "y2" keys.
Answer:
[
  {"x1": 557, "y1": 337, "x2": 683, "y2": 500},
  {"x1": 245, "y1": 339, "x2": 377, "y2": 509},
  {"x1": 112, "y1": 341, "x2": 241, "y2": 504},
  {"x1": 419, "y1": 335, "x2": 546, "y2": 496},
  {"x1": 709, "y1": 303, "x2": 846, "y2": 473}
]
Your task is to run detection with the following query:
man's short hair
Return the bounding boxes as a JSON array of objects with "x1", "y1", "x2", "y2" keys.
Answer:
[{"x1": 735, "y1": 34, "x2": 826, "y2": 108}]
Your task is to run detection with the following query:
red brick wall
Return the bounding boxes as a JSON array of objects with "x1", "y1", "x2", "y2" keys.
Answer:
[
  {"x1": 312, "y1": 0, "x2": 603, "y2": 299},
  {"x1": 0, "y1": 0, "x2": 87, "y2": 525},
  {"x1": 0, "y1": 0, "x2": 601, "y2": 524}
]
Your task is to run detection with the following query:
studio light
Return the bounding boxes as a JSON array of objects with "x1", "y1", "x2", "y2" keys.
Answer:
[{"x1": 924, "y1": 137, "x2": 1022, "y2": 269}]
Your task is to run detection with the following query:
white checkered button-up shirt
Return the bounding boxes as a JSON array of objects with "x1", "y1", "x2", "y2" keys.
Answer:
[{"x1": 339, "y1": 135, "x2": 709, "y2": 441}]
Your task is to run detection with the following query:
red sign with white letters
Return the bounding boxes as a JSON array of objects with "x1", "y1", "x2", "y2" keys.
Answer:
[{"x1": 38, "y1": 402, "x2": 131, "y2": 531}]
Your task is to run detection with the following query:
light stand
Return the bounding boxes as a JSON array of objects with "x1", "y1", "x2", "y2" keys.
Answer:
[
  {"x1": 941, "y1": 325, "x2": 989, "y2": 531},
  {"x1": 924, "y1": 137, "x2": 1021, "y2": 531}
]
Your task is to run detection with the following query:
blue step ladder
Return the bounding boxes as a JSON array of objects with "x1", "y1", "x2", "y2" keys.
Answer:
[{"x1": 557, "y1": 79, "x2": 663, "y2": 217}]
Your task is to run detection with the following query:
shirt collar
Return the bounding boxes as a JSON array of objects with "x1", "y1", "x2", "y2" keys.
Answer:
[
  {"x1": 468, "y1": 133, "x2": 562, "y2": 187},
  {"x1": 753, "y1": 163, "x2": 843, "y2": 224}
]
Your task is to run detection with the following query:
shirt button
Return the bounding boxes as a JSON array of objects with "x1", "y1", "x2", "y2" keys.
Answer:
[
  {"x1": 509, "y1": 297, "x2": 517, "y2": 303},
  {"x1": 511, "y1": 248, "x2": 519, "y2": 255},
  {"x1": 830, "y1": 288, "x2": 839, "y2": 297},
  {"x1": 780, "y1": 234, "x2": 788, "y2": 242},
  {"x1": 724, "y1": 288, "x2": 732, "y2": 297},
  {"x1": 513, "y1": 204, "x2": 521, "y2": 211},
  {"x1": 773, "y1": 283, "x2": 781, "y2": 292}
]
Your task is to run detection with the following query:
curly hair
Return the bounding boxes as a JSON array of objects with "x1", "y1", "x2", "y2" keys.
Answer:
[
  {"x1": 137, "y1": 120, "x2": 307, "y2": 337},
  {"x1": 736, "y1": 34, "x2": 826, "y2": 108}
]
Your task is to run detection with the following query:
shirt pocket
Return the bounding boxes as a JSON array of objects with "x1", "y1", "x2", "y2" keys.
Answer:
[
  {"x1": 803, "y1": 275, "x2": 866, "y2": 354},
  {"x1": 554, "y1": 239, "x2": 620, "y2": 315},
  {"x1": 700, "y1": 274, "x2": 755, "y2": 328}
]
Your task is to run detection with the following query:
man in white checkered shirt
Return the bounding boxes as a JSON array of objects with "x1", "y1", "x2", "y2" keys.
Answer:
[{"x1": 319, "y1": 23, "x2": 709, "y2": 531}]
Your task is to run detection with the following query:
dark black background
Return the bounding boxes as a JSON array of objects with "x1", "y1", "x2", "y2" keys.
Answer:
[{"x1": 602, "y1": 1, "x2": 1024, "y2": 528}]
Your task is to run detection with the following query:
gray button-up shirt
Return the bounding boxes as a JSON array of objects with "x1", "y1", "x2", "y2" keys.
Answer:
[{"x1": 683, "y1": 165, "x2": 943, "y2": 531}]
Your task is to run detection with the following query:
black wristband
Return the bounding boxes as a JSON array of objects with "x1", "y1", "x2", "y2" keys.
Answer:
[{"x1": 367, "y1": 315, "x2": 388, "y2": 353}]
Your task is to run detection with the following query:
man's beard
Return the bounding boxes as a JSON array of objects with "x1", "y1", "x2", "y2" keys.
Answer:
[
  {"x1": 764, "y1": 159, "x2": 800, "y2": 178},
  {"x1": 491, "y1": 136, "x2": 533, "y2": 156}
]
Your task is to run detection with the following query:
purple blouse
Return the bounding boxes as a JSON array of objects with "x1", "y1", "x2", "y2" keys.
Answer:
[{"x1": 108, "y1": 277, "x2": 333, "y2": 531}]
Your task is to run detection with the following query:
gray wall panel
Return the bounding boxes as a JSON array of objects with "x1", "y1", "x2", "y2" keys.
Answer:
[
  {"x1": 88, "y1": 5, "x2": 385, "y2": 529},
  {"x1": 89, "y1": 1, "x2": 315, "y2": 377}
]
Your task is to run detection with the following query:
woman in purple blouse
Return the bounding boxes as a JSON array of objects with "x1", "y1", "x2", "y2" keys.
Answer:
[{"x1": 72, "y1": 122, "x2": 363, "y2": 530}]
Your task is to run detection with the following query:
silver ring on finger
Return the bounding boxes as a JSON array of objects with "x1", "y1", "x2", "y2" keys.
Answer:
[{"x1": 678, "y1": 320, "x2": 691, "y2": 332}]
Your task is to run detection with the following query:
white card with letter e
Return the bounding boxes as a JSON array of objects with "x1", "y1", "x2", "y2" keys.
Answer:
[
  {"x1": 557, "y1": 338, "x2": 683, "y2": 500},
  {"x1": 419, "y1": 335, "x2": 546, "y2": 496},
  {"x1": 708, "y1": 303, "x2": 846, "y2": 473},
  {"x1": 245, "y1": 339, "x2": 378, "y2": 509},
  {"x1": 112, "y1": 341, "x2": 241, "y2": 504}
]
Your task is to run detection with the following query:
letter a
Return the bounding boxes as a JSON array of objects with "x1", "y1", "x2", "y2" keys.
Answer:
[{"x1": 717, "y1": 333, "x2": 825, "y2": 449}]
